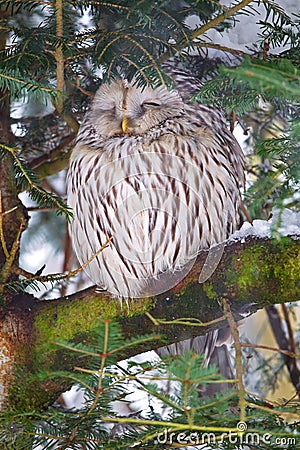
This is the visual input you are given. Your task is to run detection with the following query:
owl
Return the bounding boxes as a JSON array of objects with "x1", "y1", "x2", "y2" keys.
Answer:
[{"x1": 67, "y1": 78, "x2": 244, "y2": 299}]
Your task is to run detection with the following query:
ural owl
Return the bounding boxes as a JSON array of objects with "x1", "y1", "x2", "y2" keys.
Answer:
[{"x1": 67, "y1": 78, "x2": 244, "y2": 298}]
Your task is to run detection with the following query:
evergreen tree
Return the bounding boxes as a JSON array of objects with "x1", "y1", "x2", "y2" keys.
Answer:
[{"x1": 0, "y1": 1, "x2": 299, "y2": 448}]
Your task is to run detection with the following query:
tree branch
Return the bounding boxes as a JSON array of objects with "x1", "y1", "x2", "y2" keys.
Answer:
[
  {"x1": 190, "y1": 0, "x2": 255, "y2": 41},
  {"x1": 29, "y1": 133, "x2": 75, "y2": 179},
  {"x1": 0, "y1": 235, "x2": 299, "y2": 411},
  {"x1": 158, "y1": 0, "x2": 255, "y2": 63},
  {"x1": 0, "y1": 31, "x2": 27, "y2": 301}
]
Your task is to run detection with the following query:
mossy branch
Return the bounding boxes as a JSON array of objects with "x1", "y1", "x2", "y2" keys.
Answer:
[{"x1": 0, "y1": 235, "x2": 299, "y2": 411}]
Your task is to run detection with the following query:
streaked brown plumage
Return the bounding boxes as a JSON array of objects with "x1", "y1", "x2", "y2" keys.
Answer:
[{"x1": 67, "y1": 78, "x2": 244, "y2": 299}]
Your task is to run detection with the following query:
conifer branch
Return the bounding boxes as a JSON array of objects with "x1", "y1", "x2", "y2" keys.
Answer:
[
  {"x1": 190, "y1": 0, "x2": 255, "y2": 41},
  {"x1": 0, "y1": 143, "x2": 72, "y2": 218},
  {"x1": 0, "y1": 69, "x2": 57, "y2": 100},
  {"x1": 194, "y1": 42, "x2": 247, "y2": 57},
  {"x1": 240, "y1": 342, "x2": 300, "y2": 358},
  {"x1": 261, "y1": 0, "x2": 294, "y2": 23},
  {"x1": 158, "y1": 0, "x2": 255, "y2": 64},
  {"x1": 1, "y1": 236, "x2": 113, "y2": 291}
]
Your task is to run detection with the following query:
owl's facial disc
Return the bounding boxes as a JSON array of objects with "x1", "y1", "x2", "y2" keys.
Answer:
[{"x1": 91, "y1": 79, "x2": 184, "y2": 137}]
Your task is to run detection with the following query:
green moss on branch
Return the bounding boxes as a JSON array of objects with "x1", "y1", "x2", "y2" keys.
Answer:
[{"x1": 1, "y1": 236, "x2": 299, "y2": 410}]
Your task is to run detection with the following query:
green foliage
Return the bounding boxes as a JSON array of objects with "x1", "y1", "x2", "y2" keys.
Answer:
[
  {"x1": 244, "y1": 124, "x2": 300, "y2": 219},
  {"x1": 0, "y1": 144, "x2": 72, "y2": 219},
  {"x1": 222, "y1": 57, "x2": 300, "y2": 101},
  {"x1": 258, "y1": 4, "x2": 299, "y2": 50},
  {"x1": 0, "y1": 1, "x2": 300, "y2": 448},
  {"x1": 0, "y1": 270, "x2": 69, "y2": 293},
  {"x1": 193, "y1": 73, "x2": 259, "y2": 115},
  {"x1": 193, "y1": 54, "x2": 300, "y2": 219},
  {"x1": 1, "y1": 320, "x2": 299, "y2": 449},
  {"x1": 223, "y1": 58, "x2": 300, "y2": 218},
  {"x1": 0, "y1": 0, "x2": 228, "y2": 93},
  {"x1": 0, "y1": 68, "x2": 58, "y2": 103}
]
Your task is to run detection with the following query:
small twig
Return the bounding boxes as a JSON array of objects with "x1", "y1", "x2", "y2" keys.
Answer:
[
  {"x1": 145, "y1": 311, "x2": 160, "y2": 325},
  {"x1": 75, "y1": 77, "x2": 95, "y2": 98},
  {"x1": 1, "y1": 236, "x2": 113, "y2": 290},
  {"x1": 222, "y1": 298, "x2": 246, "y2": 426},
  {"x1": 245, "y1": 390, "x2": 277, "y2": 407},
  {"x1": 262, "y1": 40, "x2": 270, "y2": 61},
  {"x1": 26, "y1": 207, "x2": 57, "y2": 213},
  {"x1": 230, "y1": 111, "x2": 236, "y2": 133},
  {"x1": 281, "y1": 304, "x2": 300, "y2": 383},
  {"x1": 281, "y1": 391, "x2": 299, "y2": 407},
  {"x1": 145, "y1": 311, "x2": 226, "y2": 328},
  {"x1": 0, "y1": 192, "x2": 9, "y2": 258},
  {"x1": 1, "y1": 143, "x2": 70, "y2": 216},
  {"x1": 241, "y1": 202, "x2": 253, "y2": 224},
  {"x1": 245, "y1": 401, "x2": 300, "y2": 422},
  {"x1": 68, "y1": 236, "x2": 113, "y2": 279},
  {"x1": 159, "y1": 0, "x2": 254, "y2": 64},
  {"x1": 11, "y1": 265, "x2": 35, "y2": 278},
  {"x1": 191, "y1": 0, "x2": 255, "y2": 41},
  {"x1": 240, "y1": 342, "x2": 300, "y2": 359},
  {"x1": 1, "y1": 206, "x2": 18, "y2": 217},
  {"x1": 1, "y1": 218, "x2": 26, "y2": 295},
  {"x1": 281, "y1": 304, "x2": 298, "y2": 366},
  {"x1": 194, "y1": 42, "x2": 247, "y2": 57}
]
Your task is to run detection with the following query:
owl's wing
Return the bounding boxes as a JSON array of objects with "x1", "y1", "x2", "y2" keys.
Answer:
[
  {"x1": 156, "y1": 328, "x2": 235, "y2": 396},
  {"x1": 164, "y1": 58, "x2": 245, "y2": 189},
  {"x1": 182, "y1": 103, "x2": 245, "y2": 191}
]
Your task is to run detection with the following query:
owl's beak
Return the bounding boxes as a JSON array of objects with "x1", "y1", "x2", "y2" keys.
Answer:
[{"x1": 121, "y1": 116, "x2": 129, "y2": 133}]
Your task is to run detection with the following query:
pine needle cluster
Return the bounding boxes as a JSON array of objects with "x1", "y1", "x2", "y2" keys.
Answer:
[{"x1": 1, "y1": 320, "x2": 299, "y2": 449}]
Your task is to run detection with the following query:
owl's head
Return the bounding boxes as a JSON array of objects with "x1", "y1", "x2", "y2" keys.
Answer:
[{"x1": 87, "y1": 79, "x2": 184, "y2": 138}]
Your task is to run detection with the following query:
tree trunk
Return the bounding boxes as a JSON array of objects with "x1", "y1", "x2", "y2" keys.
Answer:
[{"x1": 0, "y1": 21, "x2": 28, "y2": 410}]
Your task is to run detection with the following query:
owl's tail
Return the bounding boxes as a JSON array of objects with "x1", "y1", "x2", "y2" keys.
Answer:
[{"x1": 156, "y1": 328, "x2": 235, "y2": 396}]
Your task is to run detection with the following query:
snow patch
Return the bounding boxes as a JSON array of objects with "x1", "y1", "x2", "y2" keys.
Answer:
[{"x1": 230, "y1": 209, "x2": 300, "y2": 242}]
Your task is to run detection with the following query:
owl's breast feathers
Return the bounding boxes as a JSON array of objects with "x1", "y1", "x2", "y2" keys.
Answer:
[{"x1": 67, "y1": 98, "x2": 244, "y2": 298}]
